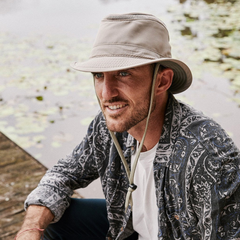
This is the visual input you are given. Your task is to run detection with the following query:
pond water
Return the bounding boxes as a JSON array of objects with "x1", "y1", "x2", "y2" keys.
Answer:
[{"x1": 1, "y1": 0, "x2": 240, "y2": 197}]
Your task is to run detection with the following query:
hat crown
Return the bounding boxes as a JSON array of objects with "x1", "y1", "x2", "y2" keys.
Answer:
[{"x1": 91, "y1": 13, "x2": 172, "y2": 60}]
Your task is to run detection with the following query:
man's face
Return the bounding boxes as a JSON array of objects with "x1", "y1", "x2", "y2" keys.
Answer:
[{"x1": 93, "y1": 64, "x2": 154, "y2": 133}]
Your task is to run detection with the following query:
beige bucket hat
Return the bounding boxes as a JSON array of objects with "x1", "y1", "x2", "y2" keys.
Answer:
[{"x1": 72, "y1": 12, "x2": 192, "y2": 94}]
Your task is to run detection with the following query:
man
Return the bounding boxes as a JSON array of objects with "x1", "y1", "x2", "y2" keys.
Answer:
[{"x1": 16, "y1": 13, "x2": 240, "y2": 240}]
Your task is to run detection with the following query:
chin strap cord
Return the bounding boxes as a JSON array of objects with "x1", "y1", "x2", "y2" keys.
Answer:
[{"x1": 108, "y1": 63, "x2": 161, "y2": 212}]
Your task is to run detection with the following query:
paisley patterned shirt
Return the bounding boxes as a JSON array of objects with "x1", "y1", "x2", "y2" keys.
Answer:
[{"x1": 25, "y1": 94, "x2": 240, "y2": 240}]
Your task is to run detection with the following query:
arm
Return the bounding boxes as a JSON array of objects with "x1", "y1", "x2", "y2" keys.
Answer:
[
  {"x1": 23, "y1": 116, "x2": 101, "y2": 222},
  {"x1": 16, "y1": 205, "x2": 54, "y2": 240},
  {"x1": 18, "y1": 113, "x2": 107, "y2": 237}
]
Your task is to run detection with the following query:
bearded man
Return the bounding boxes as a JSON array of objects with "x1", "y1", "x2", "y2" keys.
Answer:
[{"x1": 16, "y1": 13, "x2": 240, "y2": 240}]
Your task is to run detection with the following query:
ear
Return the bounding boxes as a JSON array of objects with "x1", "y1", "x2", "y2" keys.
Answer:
[{"x1": 155, "y1": 68, "x2": 173, "y2": 95}]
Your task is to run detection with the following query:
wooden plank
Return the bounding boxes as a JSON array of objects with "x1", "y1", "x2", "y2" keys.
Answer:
[{"x1": 0, "y1": 132, "x2": 81, "y2": 240}]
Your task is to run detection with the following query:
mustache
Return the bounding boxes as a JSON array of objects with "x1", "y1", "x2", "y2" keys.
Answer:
[{"x1": 102, "y1": 97, "x2": 128, "y2": 104}]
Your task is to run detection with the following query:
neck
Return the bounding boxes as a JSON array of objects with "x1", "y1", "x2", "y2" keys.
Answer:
[{"x1": 128, "y1": 92, "x2": 168, "y2": 152}]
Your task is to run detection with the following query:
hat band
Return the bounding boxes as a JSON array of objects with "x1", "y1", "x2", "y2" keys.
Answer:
[{"x1": 90, "y1": 44, "x2": 172, "y2": 60}]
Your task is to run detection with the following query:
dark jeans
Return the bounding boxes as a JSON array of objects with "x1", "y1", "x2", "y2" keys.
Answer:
[{"x1": 44, "y1": 198, "x2": 138, "y2": 240}]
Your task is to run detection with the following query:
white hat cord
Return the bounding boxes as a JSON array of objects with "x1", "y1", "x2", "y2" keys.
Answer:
[{"x1": 106, "y1": 63, "x2": 160, "y2": 212}]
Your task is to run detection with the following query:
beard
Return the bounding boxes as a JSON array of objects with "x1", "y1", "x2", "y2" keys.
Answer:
[{"x1": 102, "y1": 96, "x2": 156, "y2": 133}]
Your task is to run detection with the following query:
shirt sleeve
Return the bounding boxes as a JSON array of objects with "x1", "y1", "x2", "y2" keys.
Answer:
[
  {"x1": 212, "y1": 144, "x2": 240, "y2": 239},
  {"x1": 24, "y1": 117, "x2": 100, "y2": 222}
]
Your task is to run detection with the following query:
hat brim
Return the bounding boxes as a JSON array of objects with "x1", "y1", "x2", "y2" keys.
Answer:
[{"x1": 71, "y1": 57, "x2": 192, "y2": 94}]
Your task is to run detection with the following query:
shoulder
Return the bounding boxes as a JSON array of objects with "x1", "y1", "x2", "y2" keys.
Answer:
[
  {"x1": 171, "y1": 98, "x2": 240, "y2": 181},
  {"x1": 85, "y1": 111, "x2": 110, "y2": 141},
  {"x1": 177, "y1": 102, "x2": 240, "y2": 197},
  {"x1": 72, "y1": 111, "x2": 111, "y2": 156},
  {"x1": 180, "y1": 102, "x2": 237, "y2": 159},
  {"x1": 87, "y1": 111, "x2": 107, "y2": 133},
  {"x1": 174, "y1": 98, "x2": 234, "y2": 154}
]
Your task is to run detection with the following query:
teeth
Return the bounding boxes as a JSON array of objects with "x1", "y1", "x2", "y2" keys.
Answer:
[{"x1": 109, "y1": 104, "x2": 125, "y2": 110}]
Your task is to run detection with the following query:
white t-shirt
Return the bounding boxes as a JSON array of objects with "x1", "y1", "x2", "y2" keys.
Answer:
[{"x1": 131, "y1": 143, "x2": 158, "y2": 240}]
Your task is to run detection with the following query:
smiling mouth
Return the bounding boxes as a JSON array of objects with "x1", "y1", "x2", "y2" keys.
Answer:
[{"x1": 108, "y1": 104, "x2": 127, "y2": 110}]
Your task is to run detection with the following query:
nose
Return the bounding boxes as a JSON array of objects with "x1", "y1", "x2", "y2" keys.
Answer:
[{"x1": 100, "y1": 73, "x2": 118, "y2": 100}]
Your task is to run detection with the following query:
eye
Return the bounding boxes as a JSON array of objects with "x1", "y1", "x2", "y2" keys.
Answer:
[
  {"x1": 119, "y1": 71, "x2": 130, "y2": 77},
  {"x1": 92, "y1": 72, "x2": 103, "y2": 79}
]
